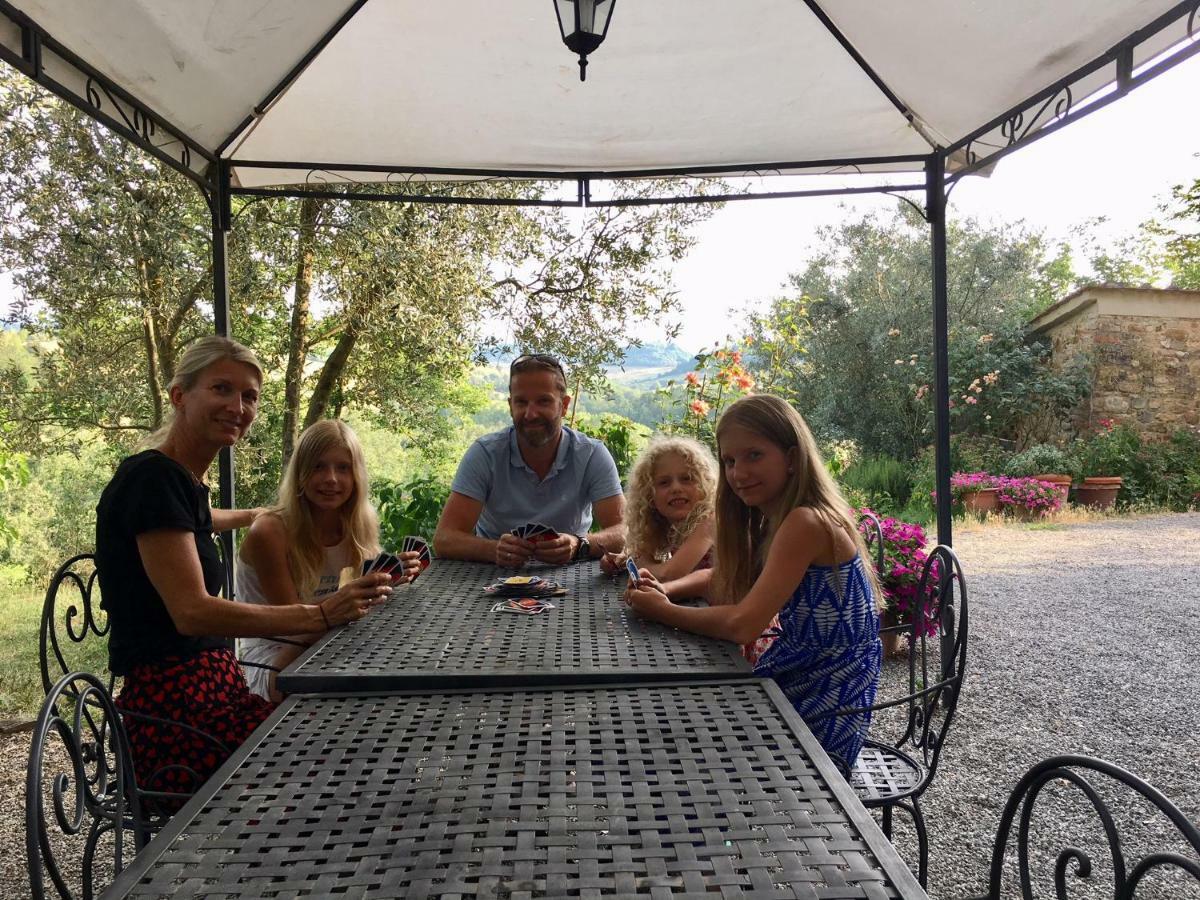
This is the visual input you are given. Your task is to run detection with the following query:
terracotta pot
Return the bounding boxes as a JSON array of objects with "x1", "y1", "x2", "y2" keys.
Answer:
[
  {"x1": 961, "y1": 487, "x2": 999, "y2": 515},
  {"x1": 1076, "y1": 476, "x2": 1122, "y2": 509},
  {"x1": 879, "y1": 610, "x2": 908, "y2": 658},
  {"x1": 1034, "y1": 473, "x2": 1071, "y2": 507}
]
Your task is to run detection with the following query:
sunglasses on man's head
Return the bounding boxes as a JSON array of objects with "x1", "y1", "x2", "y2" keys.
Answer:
[{"x1": 510, "y1": 353, "x2": 565, "y2": 376}]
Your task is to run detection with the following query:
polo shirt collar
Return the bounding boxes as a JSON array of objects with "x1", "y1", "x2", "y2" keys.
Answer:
[{"x1": 508, "y1": 424, "x2": 574, "y2": 478}]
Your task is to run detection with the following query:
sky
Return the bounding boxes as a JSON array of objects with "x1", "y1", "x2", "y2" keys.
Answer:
[
  {"x1": 664, "y1": 56, "x2": 1200, "y2": 353},
  {"x1": 2, "y1": 55, "x2": 1198, "y2": 354}
]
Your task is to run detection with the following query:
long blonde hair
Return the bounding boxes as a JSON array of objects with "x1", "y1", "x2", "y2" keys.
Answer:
[
  {"x1": 142, "y1": 336, "x2": 264, "y2": 450},
  {"x1": 268, "y1": 420, "x2": 380, "y2": 598},
  {"x1": 711, "y1": 395, "x2": 883, "y2": 610},
  {"x1": 625, "y1": 435, "x2": 718, "y2": 562}
]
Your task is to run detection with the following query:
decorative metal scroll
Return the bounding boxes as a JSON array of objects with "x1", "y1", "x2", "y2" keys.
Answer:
[
  {"x1": 971, "y1": 756, "x2": 1200, "y2": 900},
  {"x1": 39, "y1": 554, "x2": 112, "y2": 698},
  {"x1": 83, "y1": 76, "x2": 192, "y2": 171},
  {"x1": 26, "y1": 672, "x2": 144, "y2": 900}
]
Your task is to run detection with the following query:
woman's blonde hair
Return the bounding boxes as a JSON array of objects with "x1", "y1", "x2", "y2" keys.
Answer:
[
  {"x1": 625, "y1": 435, "x2": 718, "y2": 562},
  {"x1": 711, "y1": 395, "x2": 883, "y2": 610},
  {"x1": 142, "y1": 336, "x2": 264, "y2": 450},
  {"x1": 268, "y1": 419, "x2": 380, "y2": 598}
]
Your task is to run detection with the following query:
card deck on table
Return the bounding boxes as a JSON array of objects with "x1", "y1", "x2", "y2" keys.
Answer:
[
  {"x1": 491, "y1": 597, "x2": 555, "y2": 615},
  {"x1": 483, "y1": 575, "x2": 567, "y2": 598}
]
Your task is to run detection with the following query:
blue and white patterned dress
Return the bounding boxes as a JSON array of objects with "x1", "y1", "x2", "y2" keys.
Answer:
[{"x1": 753, "y1": 555, "x2": 882, "y2": 773}]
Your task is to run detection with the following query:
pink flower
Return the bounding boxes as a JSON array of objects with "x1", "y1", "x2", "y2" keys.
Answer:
[
  {"x1": 685, "y1": 372, "x2": 700, "y2": 386},
  {"x1": 689, "y1": 399, "x2": 710, "y2": 417},
  {"x1": 965, "y1": 396, "x2": 978, "y2": 405},
  {"x1": 734, "y1": 374, "x2": 754, "y2": 391}
]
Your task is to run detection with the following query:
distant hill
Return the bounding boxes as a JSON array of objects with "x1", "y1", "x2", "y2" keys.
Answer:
[{"x1": 482, "y1": 342, "x2": 695, "y2": 372}]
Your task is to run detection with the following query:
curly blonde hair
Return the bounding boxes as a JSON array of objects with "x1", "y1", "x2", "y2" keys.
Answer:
[{"x1": 625, "y1": 435, "x2": 718, "y2": 563}]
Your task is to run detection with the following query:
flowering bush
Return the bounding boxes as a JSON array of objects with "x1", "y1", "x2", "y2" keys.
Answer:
[
  {"x1": 992, "y1": 476, "x2": 1064, "y2": 516},
  {"x1": 858, "y1": 509, "x2": 940, "y2": 638},
  {"x1": 948, "y1": 470, "x2": 996, "y2": 502},
  {"x1": 656, "y1": 342, "x2": 755, "y2": 449}
]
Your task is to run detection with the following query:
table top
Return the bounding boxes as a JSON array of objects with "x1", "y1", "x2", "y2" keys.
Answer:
[
  {"x1": 277, "y1": 559, "x2": 751, "y2": 693},
  {"x1": 104, "y1": 679, "x2": 928, "y2": 899}
]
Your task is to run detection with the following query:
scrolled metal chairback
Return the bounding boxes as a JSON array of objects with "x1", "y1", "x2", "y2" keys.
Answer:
[
  {"x1": 969, "y1": 755, "x2": 1200, "y2": 900},
  {"x1": 856, "y1": 510, "x2": 885, "y2": 579},
  {"x1": 39, "y1": 554, "x2": 112, "y2": 697},
  {"x1": 900, "y1": 543, "x2": 969, "y2": 780},
  {"x1": 26, "y1": 671, "x2": 144, "y2": 900}
]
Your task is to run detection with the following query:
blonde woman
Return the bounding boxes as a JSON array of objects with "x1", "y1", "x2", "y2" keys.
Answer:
[
  {"x1": 600, "y1": 435, "x2": 717, "y2": 598},
  {"x1": 238, "y1": 419, "x2": 419, "y2": 701},
  {"x1": 96, "y1": 337, "x2": 394, "y2": 801},
  {"x1": 625, "y1": 394, "x2": 883, "y2": 772}
]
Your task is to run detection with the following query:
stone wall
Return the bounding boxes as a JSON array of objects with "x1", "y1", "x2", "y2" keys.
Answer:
[{"x1": 1028, "y1": 286, "x2": 1200, "y2": 442}]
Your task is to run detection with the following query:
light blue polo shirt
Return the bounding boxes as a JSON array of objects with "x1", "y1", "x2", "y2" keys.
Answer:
[{"x1": 450, "y1": 425, "x2": 623, "y2": 540}]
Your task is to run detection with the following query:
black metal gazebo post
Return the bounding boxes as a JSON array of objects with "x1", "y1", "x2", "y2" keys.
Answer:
[
  {"x1": 927, "y1": 152, "x2": 953, "y2": 548},
  {"x1": 211, "y1": 160, "x2": 237, "y2": 597}
]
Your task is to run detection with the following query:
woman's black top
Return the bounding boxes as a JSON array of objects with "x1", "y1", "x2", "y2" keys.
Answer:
[{"x1": 96, "y1": 450, "x2": 230, "y2": 675}]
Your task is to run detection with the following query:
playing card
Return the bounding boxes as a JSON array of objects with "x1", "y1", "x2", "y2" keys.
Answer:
[
  {"x1": 491, "y1": 597, "x2": 554, "y2": 615},
  {"x1": 626, "y1": 557, "x2": 640, "y2": 585},
  {"x1": 402, "y1": 535, "x2": 433, "y2": 570}
]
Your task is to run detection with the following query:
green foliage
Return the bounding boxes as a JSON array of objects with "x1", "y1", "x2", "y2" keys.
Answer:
[
  {"x1": 373, "y1": 475, "x2": 451, "y2": 550},
  {"x1": 1074, "y1": 423, "x2": 1140, "y2": 479},
  {"x1": 908, "y1": 436, "x2": 1015, "y2": 516},
  {"x1": 745, "y1": 205, "x2": 1085, "y2": 459},
  {"x1": 1005, "y1": 443, "x2": 1081, "y2": 480},
  {"x1": 572, "y1": 413, "x2": 648, "y2": 483},
  {"x1": 0, "y1": 446, "x2": 30, "y2": 542},
  {"x1": 842, "y1": 455, "x2": 913, "y2": 513},
  {"x1": 1070, "y1": 425, "x2": 1200, "y2": 510}
]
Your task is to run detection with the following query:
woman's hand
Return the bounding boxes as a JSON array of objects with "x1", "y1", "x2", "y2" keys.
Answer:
[
  {"x1": 393, "y1": 550, "x2": 422, "y2": 583},
  {"x1": 316, "y1": 572, "x2": 393, "y2": 627},
  {"x1": 599, "y1": 551, "x2": 627, "y2": 576},
  {"x1": 623, "y1": 581, "x2": 672, "y2": 621}
]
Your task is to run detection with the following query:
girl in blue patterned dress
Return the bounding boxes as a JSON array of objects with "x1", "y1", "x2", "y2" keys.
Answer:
[{"x1": 624, "y1": 395, "x2": 883, "y2": 772}]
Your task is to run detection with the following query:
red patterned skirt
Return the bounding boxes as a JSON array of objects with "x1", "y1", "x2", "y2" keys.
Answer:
[{"x1": 117, "y1": 648, "x2": 275, "y2": 804}]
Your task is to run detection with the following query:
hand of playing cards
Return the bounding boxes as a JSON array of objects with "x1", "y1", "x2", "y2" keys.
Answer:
[
  {"x1": 497, "y1": 522, "x2": 563, "y2": 568},
  {"x1": 361, "y1": 536, "x2": 431, "y2": 583}
]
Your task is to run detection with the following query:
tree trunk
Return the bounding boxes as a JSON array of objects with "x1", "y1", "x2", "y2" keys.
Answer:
[
  {"x1": 305, "y1": 326, "x2": 358, "y2": 428},
  {"x1": 281, "y1": 197, "x2": 322, "y2": 467}
]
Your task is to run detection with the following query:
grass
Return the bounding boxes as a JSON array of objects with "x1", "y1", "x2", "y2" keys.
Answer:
[{"x1": 0, "y1": 567, "x2": 108, "y2": 722}]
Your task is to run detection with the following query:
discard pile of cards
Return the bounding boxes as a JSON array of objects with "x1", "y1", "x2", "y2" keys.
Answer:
[
  {"x1": 360, "y1": 535, "x2": 432, "y2": 581},
  {"x1": 510, "y1": 522, "x2": 559, "y2": 543},
  {"x1": 491, "y1": 597, "x2": 555, "y2": 615},
  {"x1": 483, "y1": 575, "x2": 567, "y2": 598}
]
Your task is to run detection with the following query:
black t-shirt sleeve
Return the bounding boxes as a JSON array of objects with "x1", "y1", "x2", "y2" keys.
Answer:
[{"x1": 120, "y1": 454, "x2": 204, "y2": 537}]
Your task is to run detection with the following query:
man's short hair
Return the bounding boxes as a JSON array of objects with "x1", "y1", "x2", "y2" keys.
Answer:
[{"x1": 509, "y1": 353, "x2": 568, "y2": 394}]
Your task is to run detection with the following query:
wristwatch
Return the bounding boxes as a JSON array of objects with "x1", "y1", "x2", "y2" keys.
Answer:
[{"x1": 574, "y1": 535, "x2": 591, "y2": 562}]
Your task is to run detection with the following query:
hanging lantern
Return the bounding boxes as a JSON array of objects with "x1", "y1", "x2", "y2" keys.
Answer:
[{"x1": 554, "y1": 0, "x2": 615, "y2": 82}]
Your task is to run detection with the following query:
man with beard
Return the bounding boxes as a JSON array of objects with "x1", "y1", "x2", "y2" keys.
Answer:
[{"x1": 434, "y1": 354, "x2": 626, "y2": 567}]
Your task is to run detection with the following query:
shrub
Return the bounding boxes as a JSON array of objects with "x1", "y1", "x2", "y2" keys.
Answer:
[
  {"x1": 373, "y1": 475, "x2": 450, "y2": 549},
  {"x1": 1005, "y1": 443, "x2": 1080, "y2": 480},
  {"x1": 1074, "y1": 422, "x2": 1140, "y2": 479},
  {"x1": 573, "y1": 413, "x2": 648, "y2": 483},
  {"x1": 843, "y1": 455, "x2": 913, "y2": 511}
]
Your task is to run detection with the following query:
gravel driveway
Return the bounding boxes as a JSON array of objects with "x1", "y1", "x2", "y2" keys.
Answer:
[{"x1": 5, "y1": 513, "x2": 1199, "y2": 898}]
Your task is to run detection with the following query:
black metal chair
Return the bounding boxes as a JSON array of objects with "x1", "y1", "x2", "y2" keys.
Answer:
[
  {"x1": 965, "y1": 756, "x2": 1200, "y2": 899},
  {"x1": 856, "y1": 510, "x2": 886, "y2": 579},
  {"x1": 27, "y1": 671, "x2": 145, "y2": 900},
  {"x1": 809, "y1": 543, "x2": 969, "y2": 888}
]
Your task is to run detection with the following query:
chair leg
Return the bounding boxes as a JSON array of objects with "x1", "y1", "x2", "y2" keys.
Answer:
[
  {"x1": 881, "y1": 803, "x2": 893, "y2": 838},
  {"x1": 894, "y1": 798, "x2": 929, "y2": 888}
]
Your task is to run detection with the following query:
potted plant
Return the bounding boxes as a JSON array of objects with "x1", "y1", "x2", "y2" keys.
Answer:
[
  {"x1": 993, "y1": 475, "x2": 1065, "y2": 519},
  {"x1": 950, "y1": 471, "x2": 999, "y2": 515},
  {"x1": 1073, "y1": 420, "x2": 1131, "y2": 508},
  {"x1": 1005, "y1": 444, "x2": 1079, "y2": 507},
  {"x1": 858, "y1": 510, "x2": 941, "y2": 657}
]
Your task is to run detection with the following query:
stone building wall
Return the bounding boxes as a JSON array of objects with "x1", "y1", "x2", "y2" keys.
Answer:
[{"x1": 1028, "y1": 286, "x2": 1200, "y2": 441}]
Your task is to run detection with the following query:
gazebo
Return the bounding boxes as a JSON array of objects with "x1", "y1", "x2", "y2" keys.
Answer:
[{"x1": 1, "y1": 0, "x2": 1198, "y2": 544}]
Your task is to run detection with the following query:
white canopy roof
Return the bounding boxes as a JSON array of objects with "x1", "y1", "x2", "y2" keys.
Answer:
[{"x1": 4, "y1": 0, "x2": 1197, "y2": 188}]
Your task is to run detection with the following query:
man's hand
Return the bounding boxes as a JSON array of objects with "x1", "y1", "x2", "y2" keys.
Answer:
[
  {"x1": 532, "y1": 533, "x2": 577, "y2": 566},
  {"x1": 496, "y1": 533, "x2": 535, "y2": 568},
  {"x1": 599, "y1": 550, "x2": 626, "y2": 576}
]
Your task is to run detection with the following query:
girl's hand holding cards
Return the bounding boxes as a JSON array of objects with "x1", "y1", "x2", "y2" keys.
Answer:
[
  {"x1": 394, "y1": 550, "x2": 422, "y2": 583},
  {"x1": 624, "y1": 581, "x2": 671, "y2": 616},
  {"x1": 599, "y1": 551, "x2": 627, "y2": 576},
  {"x1": 318, "y1": 571, "x2": 392, "y2": 627}
]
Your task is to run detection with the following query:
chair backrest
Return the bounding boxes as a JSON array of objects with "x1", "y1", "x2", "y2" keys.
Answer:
[
  {"x1": 973, "y1": 755, "x2": 1200, "y2": 900},
  {"x1": 856, "y1": 510, "x2": 885, "y2": 579},
  {"x1": 894, "y1": 544, "x2": 969, "y2": 789},
  {"x1": 39, "y1": 554, "x2": 113, "y2": 697},
  {"x1": 26, "y1": 671, "x2": 145, "y2": 900}
]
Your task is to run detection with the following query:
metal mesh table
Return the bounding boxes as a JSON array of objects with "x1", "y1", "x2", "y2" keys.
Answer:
[
  {"x1": 277, "y1": 559, "x2": 751, "y2": 693},
  {"x1": 105, "y1": 680, "x2": 927, "y2": 898}
]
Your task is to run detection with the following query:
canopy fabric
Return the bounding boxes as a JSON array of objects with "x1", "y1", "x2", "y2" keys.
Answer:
[{"x1": 5, "y1": 0, "x2": 1194, "y2": 187}]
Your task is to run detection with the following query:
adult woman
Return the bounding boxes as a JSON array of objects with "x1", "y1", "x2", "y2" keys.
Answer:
[
  {"x1": 95, "y1": 336, "x2": 392, "y2": 797},
  {"x1": 237, "y1": 419, "x2": 419, "y2": 702}
]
